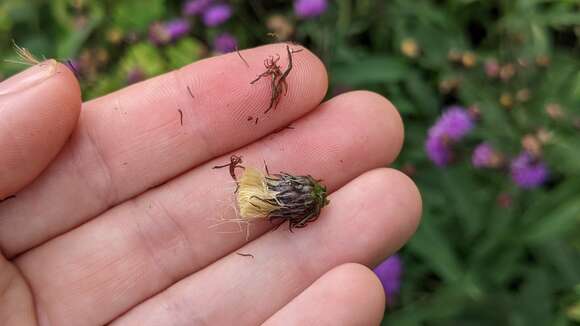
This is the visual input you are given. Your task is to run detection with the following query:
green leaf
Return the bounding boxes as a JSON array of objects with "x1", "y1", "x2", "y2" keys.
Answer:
[
  {"x1": 330, "y1": 56, "x2": 410, "y2": 86},
  {"x1": 522, "y1": 199, "x2": 580, "y2": 243},
  {"x1": 164, "y1": 38, "x2": 205, "y2": 70},
  {"x1": 119, "y1": 42, "x2": 165, "y2": 77},
  {"x1": 112, "y1": 0, "x2": 165, "y2": 32},
  {"x1": 57, "y1": 3, "x2": 104, "y2": 58},
  {"x1": 407, "y1": 216, "x2": 463, "y2": 282}
]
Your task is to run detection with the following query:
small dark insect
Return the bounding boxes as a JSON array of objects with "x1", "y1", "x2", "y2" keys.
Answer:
[
  {"x1": 214, "y1": 156, "x2": 329, "y2": 232},
  {"x1": 255, "y1": 117, "x2": 259, "y2": 125},
  {"x1": 247, "y1": 116, "x2": 253, "y2": 121},
  {"x1": 236, "y1": 252, "x2": 254, "y2": 258},
  {"x1": 0, "y1": 195, "x2": 16, "y2": 202},
  {"x1": 251, "y1": 45, "x2": 300, "y2": 114},
  {"x1": 187, "y1": 86, "x2": 194, "y2": 99},
  {"x1": 178, "y1": 109, "x2": 183, "y2": 126}
]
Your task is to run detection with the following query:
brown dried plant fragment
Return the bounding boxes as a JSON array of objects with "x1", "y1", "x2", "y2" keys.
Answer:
[{"x1": 251, "y1": 45, "x2": 301, "y2": 114}]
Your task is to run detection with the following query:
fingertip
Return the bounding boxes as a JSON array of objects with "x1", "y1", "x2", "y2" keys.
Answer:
[
  {"x1": 263, "y1": 262, "x2": 386, "y2": 326},
  {"x1": 0, "y1": 61, "x2": 81, "y2": 197},
  {"x1": 330, "y1": 263, "x2": 386, "y2": 322},
  {"x1": 359, "y1": 168, "x2": 423, "y2": 244},
  {"x1": 331, "y1": 91, "x2": 404, "y2": 164}
]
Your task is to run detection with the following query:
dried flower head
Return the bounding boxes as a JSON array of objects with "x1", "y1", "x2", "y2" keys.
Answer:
[
  {"x1": 536, "y1": 128, "x2": 552, "y2": 144},
  {"x1": 545, "y1": 103, "x2": 564, "y2": 119},
  {"x1": 516, "y1": 88, "x2": 531, "y2": 102},
  {"x1": 535, "y1": 55, "x2": 550, "y2": 67},
  {"x1": 401, "y1": 38, "x2": 420, "y2": 58},
  {"x1": 499, "y1": 64, "x2": 516, "y2": 81},
  {"x1": 461, "y1": 51, "x2": 477, "y2": 67},
  {"x1": 438, "y1": 78, "x2": 460, "y2": 94},
  {"x1": 447, "y1": 49, "x2": 462, "y2": 62},
  {"x1": 215, "y1": 156, "x2": 329, "y2": 232},
  {"x1": 499, "y1": 93, "x2": 514, "y2": 108},
  {"x1": 521, "y1": 134, "x2": 542, "y2": 157},
  {"x1": 266, "y1": 15, "x2": 294, "y2": 41},
  {"x1": 106, "y1": 28, "x2": 124, "y2": 44}
]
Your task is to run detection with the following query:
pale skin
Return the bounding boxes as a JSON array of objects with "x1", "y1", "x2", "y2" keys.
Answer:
[{"x1": 0, "y1": 44, "x2": 422, "y2": 326}]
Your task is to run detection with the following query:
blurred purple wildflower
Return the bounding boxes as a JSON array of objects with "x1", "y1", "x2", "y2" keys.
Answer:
[
  {"x1": 436, "y1": 106, "x2": 474, "y2": 140},
  {"x1": 510, "y1": 152, "x2": 549, "y2": 189},
  {"x1": 126, "y1": 68, "x2": 145, "y2": 85},
  {"x1": 472, "y1": 143, "x2": 496, "y2": 168},
  {"x1": 426, "y1": 131, "x2": 453, "y2": 166},
  {"x1": 149, "y1": 19, "x2": 191, "y2": 45},
  {"x1": 374, "y1": 254, "x2": 403, "y2": 306},
  {"x1": 203, "y1": 4, "x2": 232, "y2": 27},
  {"x1": 213, "y1": 32, "x2": 237, "y2": 53},
  {"x1": 425, "y1": 106, "x2": 474, "y2": 166},
  {"x1": 64, "y1": 59, "x2": 81, "y2": 78},
  {"x1": 183, "y1": 0, "x2": 213, "y2": 16},
  {"x1": 294, "y1": 0, "x2": 328, "y2": 18}
]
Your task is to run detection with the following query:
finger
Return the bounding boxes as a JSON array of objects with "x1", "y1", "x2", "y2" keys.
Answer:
[
  {"x1": 0, "y1": 61, "x2": 80, "y2": 198},
  {"x1": 0, "y1": 44, "x2": 328, "y2": 257},
  {"x1": 0, "y1": 254, "x2": 37, "y2": 326},
  {"x1": 112, "y1": 168, "x2": 421, "y2": 326},
  {"x1": 262, "y1": 263, "x2": 385, "y2": 326},
  {"x1": 16, "y1": 91, "x2": 404, "y2": 326}
]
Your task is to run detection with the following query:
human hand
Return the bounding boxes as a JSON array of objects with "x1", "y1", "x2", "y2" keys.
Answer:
[{"x1": 0, "y1": 44, "x2": 421, "y2": 326}]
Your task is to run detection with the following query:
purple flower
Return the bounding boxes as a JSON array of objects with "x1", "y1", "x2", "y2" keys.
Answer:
[
  {"x1": 166, "y1": 19, "x2": 191, "y2": 38},
  {"x1": 425, "y1": 106, "x2": 474, "y2": 166},
  {"x1": 183, "y1": 0, "x2": 213, "y2": 16},
  {"x1": 203, "y1": 4, "x2": 232, "y2": 27},
  {"x1": 294, "y1": 0, "x2": 328, "y2": 18},
  {"x1": 510, "y1": 152, "x2": 549, "y2": 189},
  {"x1": 436, "y1": 106, "x2": 474, "y2": 140},
  {"x1": 126, "y1": 68, "x2": 145, "y2": 85},
  {"x1": 472, "y1": 143, "x2": 500, "y2": 168},
  {"x1": 426, "y1": 130, "x2": 453, "y2": 166},
  {"x1": 149, "y1": 19, "x2": 190, "y2": 45},
  {"x1": 374, "y1": 255, "x2": 403, "y2": 306},
  {"x1": 213, "y1": 32, "x2": 237, "y2": 53}
]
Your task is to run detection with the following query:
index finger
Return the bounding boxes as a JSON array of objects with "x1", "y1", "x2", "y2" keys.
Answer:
[{"x1": 0, "y1": 44, "x2": 328, "y2": 257}]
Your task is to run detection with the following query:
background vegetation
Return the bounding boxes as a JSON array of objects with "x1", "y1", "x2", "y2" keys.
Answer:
[{"x1": 1, "y1": 0, "x2": 579, "y2": 324}]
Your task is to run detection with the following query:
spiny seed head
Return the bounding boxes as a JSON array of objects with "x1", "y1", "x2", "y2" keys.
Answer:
[{"x1": 236, "y1": 167, "x2": 329, "y2": 229}]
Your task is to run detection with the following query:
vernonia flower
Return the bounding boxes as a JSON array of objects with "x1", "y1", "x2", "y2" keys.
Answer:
[
  {"x1": 425, "y1": 106, "x2": 474, "y2": 166},
  {"x1": 510, "y1": 152, "x2": 549, "y2": 189},
  {"x1": 374, "y1": 254, "x2": 403, "y2": 307},
  {"x1": 214, "y1": 156, "x2": 329, "y2": 232}
]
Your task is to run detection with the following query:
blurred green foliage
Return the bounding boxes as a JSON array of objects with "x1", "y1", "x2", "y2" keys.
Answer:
[{"x1": 1, "y1": 0, "x2": 580, "y2": 324}]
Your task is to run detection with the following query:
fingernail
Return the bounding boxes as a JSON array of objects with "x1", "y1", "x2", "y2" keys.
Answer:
[{"x1": 0, "y1": 59, "x2": 57, "y2": 96}]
